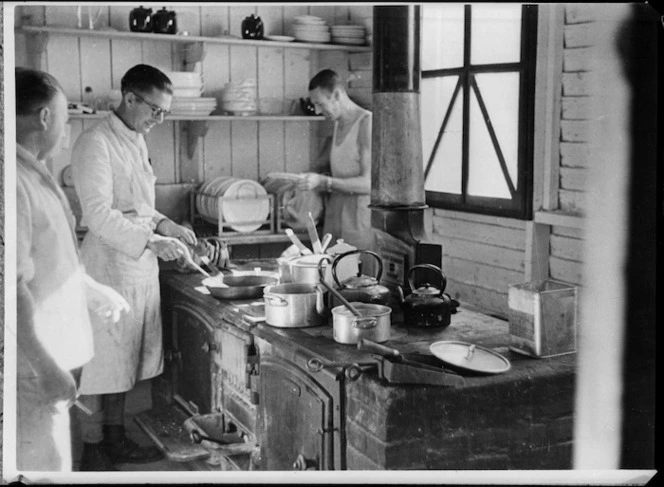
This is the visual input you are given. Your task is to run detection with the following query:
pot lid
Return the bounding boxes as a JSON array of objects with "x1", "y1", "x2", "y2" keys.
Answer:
[
  {"x1": 429, "y1": 341, "x2": 511, "y2": 374},
  {"x1": 413, "y1": 284, "x2": 440, "y2": 296},
  {"x1": 343, "y1": 275, "x2": 378, "y2": 288}
]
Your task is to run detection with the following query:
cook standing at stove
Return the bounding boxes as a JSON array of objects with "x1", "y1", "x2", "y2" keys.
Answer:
[
  {"x1": 71, "y1": 64, "x2": 197, "y2": 470},
  {"x1": 297, "y1": 69, "x2": 373, "y2": 251},
  {"x1": 15, "y1": 67, "x2": 130, "y2": 472}
]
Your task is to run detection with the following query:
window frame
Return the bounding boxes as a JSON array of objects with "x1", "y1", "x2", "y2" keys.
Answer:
[{"x1": 422, "y1": 4, "x2": 539, "y2": 220}]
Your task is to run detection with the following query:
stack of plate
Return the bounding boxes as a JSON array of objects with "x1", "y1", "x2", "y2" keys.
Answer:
[
  {"x1": 330, "y1": 24, "x2": 366, "y2": 46},
  {"x1": 292, "y1": 15, "x2": 330, "y2": 44},
  {"x1": 164, "y1": 71, "x2": 204, "y2": 98},
  {"x1": 221, "y1": 79, "x2": 257, "y2": 116},
  {"x1": 170, "y1": 97, "x2": 217, "y2": 116},
  {"x1": 196, "y1": 176, "x2": 270, "y2": 233}
]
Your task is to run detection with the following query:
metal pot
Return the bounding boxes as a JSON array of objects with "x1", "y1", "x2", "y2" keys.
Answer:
[
  {"x1": 332, "y1": 303, "x2": 391, "y2": 345},
  {"x1": 288, "y1": 254, "x2": 332, "y2": 285},
  {"x1": 263, "y1": 283, "x2": 325, "y2": 328}
]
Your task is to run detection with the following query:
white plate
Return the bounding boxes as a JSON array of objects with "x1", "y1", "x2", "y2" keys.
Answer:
[
  {"x1": 222, "y1": 179, "x2": 270, "y2": 232},
  {"x1": 265, "y1": 35, "x2": 295, "y2": 42},
  {"x1": 294, "y1": 34, "x2": 331, "y2": 43}
]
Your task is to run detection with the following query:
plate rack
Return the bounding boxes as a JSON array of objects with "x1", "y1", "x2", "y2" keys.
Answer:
[{"x1": 190, "y1": 189, "x2": 282, "y2": 237}]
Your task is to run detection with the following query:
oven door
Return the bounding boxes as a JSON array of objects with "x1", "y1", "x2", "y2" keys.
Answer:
[{"x1": 258, "y1": 355, "x2": 335, "y2": 470}]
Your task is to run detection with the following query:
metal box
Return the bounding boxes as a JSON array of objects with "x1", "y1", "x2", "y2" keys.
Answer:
[{"x1": 508, "y1": 280, "x2": 578, "y2": 358}]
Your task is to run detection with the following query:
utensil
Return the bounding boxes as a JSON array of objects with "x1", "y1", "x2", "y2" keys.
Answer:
[
  {"x1": 129, "y1": 5, "x2": 153, "y2": 33},
  {"x1": 152, "y1": 7, "x2": 177, "y2": 34},
  {"x1": 330, "y1": 250, "x2": 390, "y2": 307},
  {"x1": 284, "y1": 228, "x2": 312, "y2": 255},
  {"x1": 241, "y1": 14, "x2": 264, "y2": 40},
  {"x1": 320, "y1": 233, "x2": 333, "y2": 252},
  {"x1": 306, "y1": 212, "x2": 322, "y2": 253},
  {"x1": 398, "y1": 263, "x2": 453, "y2": 328},
  {"x1": 174, "y1": 241, "x2": 211, "y2": 278},
  {"x1": 203, "y1": 275, "x2": 278, "y2": 300},
  {"x1": 316, "y1": 256, "x2": 362, "y2": 317},
  {"x1": 429, "y1": 340, "x2": 511, "y2": 375},
  {"x1": 331, "y1": 303, "x2": 391, "y2": 345},
  {"x1": 290, "y1": 254, "x2": 332, "y2": 285}
]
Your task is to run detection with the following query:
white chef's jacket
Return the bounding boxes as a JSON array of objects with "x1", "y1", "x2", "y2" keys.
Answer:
[{"x1": 71, "y1": 112, "x2": 164, "y2": 394}]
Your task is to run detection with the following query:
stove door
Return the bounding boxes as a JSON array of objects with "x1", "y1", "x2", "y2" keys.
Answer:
[{"x1": 258, "y1": 356, "x2": 335, "y2": 470}]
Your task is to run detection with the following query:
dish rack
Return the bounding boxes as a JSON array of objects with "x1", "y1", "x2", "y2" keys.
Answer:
[{"x1": 190, "y1": 188, "x2": 284, "y2": 237}]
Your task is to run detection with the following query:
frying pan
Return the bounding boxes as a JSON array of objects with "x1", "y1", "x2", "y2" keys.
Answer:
[{"x1": 203, "y1": 275, "x2": 278, "y2": 300}]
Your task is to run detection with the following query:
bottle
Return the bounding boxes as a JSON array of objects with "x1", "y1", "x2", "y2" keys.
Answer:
[{"x1": 83, "y1": 86, "x2": 94, "y2": 107}]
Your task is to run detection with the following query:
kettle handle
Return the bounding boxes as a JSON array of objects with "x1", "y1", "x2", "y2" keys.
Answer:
[
  {"x1": 317, "y1": 254, "x2": 334, "y2": 282},
  {"x1": 331, "y1": 249, "x2": 383, "y2": 287},
  {"x1": 407, "y1": 264, "x2": 447, "y2": 294}
]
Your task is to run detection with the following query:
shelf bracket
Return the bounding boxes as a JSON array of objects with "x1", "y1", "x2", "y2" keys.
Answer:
[
  {"x1": 26, "y1": 31, "x2": 49, "y2": 70},
  {"x1": 182, "y1": 120, "x2": 210, "y2": 160},
  {"x1": 180, "y1": 41, "x2": 207, "y2": 71}
]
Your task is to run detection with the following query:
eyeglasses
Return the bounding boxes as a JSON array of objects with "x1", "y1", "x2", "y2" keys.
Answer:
[{"x1": 131, "y1": 91, "x2": 171, "y2": 118}]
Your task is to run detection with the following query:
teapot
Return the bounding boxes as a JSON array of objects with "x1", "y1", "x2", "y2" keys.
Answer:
[
  {"x1": 331, "y1": 250, "x2": 391, "y2": 307},
  {"x1": 299, "y1": 97, "x2": 317, "y2": 116},
  {"x1": 152, "y1": 7, "x2": 177, "y2": 34},
  {"x1": 398, "y1": 264, "x2": 453, "y2": 329},
  {"x1": 129, "y1": 6, "x2": 153, "y2": 33},
  {"x1": 241, "y1": 14, "x2": 264, "y2": 40}
]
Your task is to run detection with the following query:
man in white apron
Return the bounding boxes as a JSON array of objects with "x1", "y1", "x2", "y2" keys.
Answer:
[
  {"x1": 71, "y1": 64, "x2": 197, "y2": 470},
  {"x1": 296, "y1": 69, "x2": 373, "y2": 252},
  {"x1": 15, "y1": 68, "x2": 129, "y2": 472}
]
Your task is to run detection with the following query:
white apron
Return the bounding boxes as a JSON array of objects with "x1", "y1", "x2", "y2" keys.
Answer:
[{"x1": 73, "y1": 113, "x2": 164, "y2": 395}]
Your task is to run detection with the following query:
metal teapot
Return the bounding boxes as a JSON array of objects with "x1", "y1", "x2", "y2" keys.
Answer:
[
  {"x1": 152, "y1": 7, "x2": 177, "y2": 34},
  {"x1": 241, "y1": 14, "x2": 264, "y2": 40},
  {"x1": 398, "y1": 264, "x2": 452, "y2": 329},
  {"x1": 331, "y1": 250, "x2": 390, "y2": 307}
]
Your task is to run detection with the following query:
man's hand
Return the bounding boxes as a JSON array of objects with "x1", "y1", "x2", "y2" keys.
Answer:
[
  {"x1": 296, "y1": 173, "x2": 325, "y2": 191},
  {"x1": 147, "y1": 234, "x2": 191, "y2": 262},
  {"x1": 84, "y1": 276, "x2": 130, "y2": 323},
  {"x1": 157, "y1": 219, "x2": 197, "y2": 245}
]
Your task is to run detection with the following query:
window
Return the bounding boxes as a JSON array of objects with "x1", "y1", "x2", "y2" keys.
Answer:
[{"x1": 421, "y1": 4, "x2": 538, "y2": 219}]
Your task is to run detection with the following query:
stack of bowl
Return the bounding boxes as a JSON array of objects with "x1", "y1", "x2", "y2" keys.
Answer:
[
  {"x1": 165, "y1": 71, "x2": 217, "y2": 116},
  {"x1": 292, "y1": 15, "x2": 330, "y2": 44},
  {"x1": 221, "y1": 79, "x2": 257, "y2": 116},
  {"x1": 330, "y1": 24, "x2": 366, "y2": 46}
]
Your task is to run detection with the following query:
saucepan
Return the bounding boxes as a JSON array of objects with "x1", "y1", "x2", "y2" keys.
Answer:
[
  {"x1": 263, "y1": 283, "x2": 325, "y2": 328},
  {"x1": 203, "y1": 274, "x2": 278, "y2": 300}
]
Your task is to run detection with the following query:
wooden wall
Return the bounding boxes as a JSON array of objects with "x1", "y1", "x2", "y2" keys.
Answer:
[{"x1": 13, "y1": 3, "x2": 372, "y2": 224}]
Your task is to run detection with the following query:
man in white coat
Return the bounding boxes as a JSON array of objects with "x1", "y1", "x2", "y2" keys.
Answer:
[
  {"x1": 15, "y1": 67, "x2": 130, "y2": 472},
  {"x1": 71, "y1": 64, "x2": 197, "y2": 470}
]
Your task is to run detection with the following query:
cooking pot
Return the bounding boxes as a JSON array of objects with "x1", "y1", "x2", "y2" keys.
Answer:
[
  {"x1": 263, "y1": 283, "x2": 325, "y2": 328},
  {"x1": 129, "y1": 6, "x2": 153, "y2": 33},
  {"x1": 331, "y1": 250, "x2": 390, "y2": 307},
  {"x1": 398, "y1": 264, "x2": 452, "y2": 328},
  {"x1": 203, "y1": 275, "x2": 278, "y2": 300},
  {"x1": 287, "y1": 254, "x2": 332, "y2": 285},
  {"x1": 152, "y1": 7, "x2": 177, "y2": 34},
  {"x1": 332, "y1": 303, "x2": 391, "y2": 345}
]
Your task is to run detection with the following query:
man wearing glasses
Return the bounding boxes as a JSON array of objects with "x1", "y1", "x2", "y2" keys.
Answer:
[{"x1": 70, "y1": 64, "x2": 197, "y2": 470}]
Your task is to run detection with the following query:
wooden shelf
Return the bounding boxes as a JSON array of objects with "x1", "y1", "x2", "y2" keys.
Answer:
[
  {"x1": 18, "y1": 25, "x2": 372, "y2": 53},
  {"x1": 68, "y1": 112, "x2": 324, "y2": 122}
]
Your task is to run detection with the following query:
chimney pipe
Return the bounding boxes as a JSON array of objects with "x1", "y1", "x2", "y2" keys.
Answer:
[{"x1": 371, "y1": 5, "x2": 425, "y2": 208}]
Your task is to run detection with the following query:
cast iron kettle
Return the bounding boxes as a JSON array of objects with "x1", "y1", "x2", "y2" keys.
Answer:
[
  {"x1": 129, "y1": 6, "x2": 153, "y2": 33},
  {"x1": 152, "y1": 7, "x2": 177, "y2": 34},
  {"x1": 331, "y1": 250, "x2": 390, "y2": 306},
  {"x1": 398, "y1": 264, "x2": 453, "y2": 329},
  {"x1": 241, "y1": 14, "x2": 264, "y2": 40}
]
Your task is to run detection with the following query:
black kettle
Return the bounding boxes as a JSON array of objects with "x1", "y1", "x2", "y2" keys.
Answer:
[
  {"x1": 152, "y1": 7, "x2": 177, "y2": 34},
  {"x1": 398, "y1": 264, "x2": 457, "y2": 329},
  {"x1": 241, "y1": 14, "x2": 264, "y2": 40},
  {"x1": 129, "y1": 6, "x2": 153, "y2": 33},
  {"x1": 331, "y1": 250, "x2": 391, "y2": 307}
]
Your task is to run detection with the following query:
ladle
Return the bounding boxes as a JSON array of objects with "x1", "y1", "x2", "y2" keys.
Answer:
[
  {"x1": 317, "y1": 256, "x2": 362, "y2": 317},
  {"x1": 173, "y1": 239, "x2": 211, "y2": 278}
]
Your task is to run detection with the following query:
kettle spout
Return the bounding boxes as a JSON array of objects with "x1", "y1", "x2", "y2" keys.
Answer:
[{"x1": 397, "y1": 286, "x2": 405, "y2": 304}]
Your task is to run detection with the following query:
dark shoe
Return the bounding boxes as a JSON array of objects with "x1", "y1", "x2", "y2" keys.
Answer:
[
  {"x1": 102, "y1": 425, "x2": 164, "y2": 465},
  {"x1": 80, "y1": 442, "x2": 117, "y2": 471}
]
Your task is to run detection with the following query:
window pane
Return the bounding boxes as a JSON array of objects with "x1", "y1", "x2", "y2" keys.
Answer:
[
  {"x1": 422, "y1": 4, "x2": 465, "y2": 70},
  {"x1": 474, "y1": 72, "x2": 521, "y2": 188},
  {"x1": 421, "y1": 76, "x2": 459, "y2": 162},
  {"x1": 470, "y1": 4, "x2": 522, "y2": 65},
  {"x1": 424, "y1": 87, "x2": 463, "y2": 195}
]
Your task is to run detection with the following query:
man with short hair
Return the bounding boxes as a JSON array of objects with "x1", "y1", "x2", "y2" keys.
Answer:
[
  {"x1": 296, "y1": 69, "x2": 373, "y2": 250},
  {"x1": 71, "y1": 64, "x2": 197, "y2": 470},
  {"x1": 15, "y1": 67, "x2": 130, "y2": 472}
]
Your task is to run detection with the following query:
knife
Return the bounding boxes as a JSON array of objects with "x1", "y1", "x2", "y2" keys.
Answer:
[
  {"x1": 306, "y1": 212, "x2": 323, "y2": 254},
  {"x1": 320, "y1": 233, "x2": 333, "y2": 253}
]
